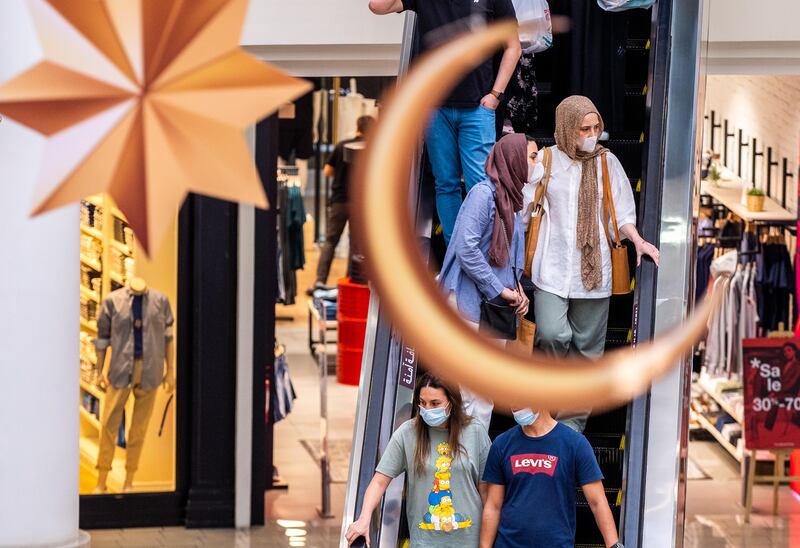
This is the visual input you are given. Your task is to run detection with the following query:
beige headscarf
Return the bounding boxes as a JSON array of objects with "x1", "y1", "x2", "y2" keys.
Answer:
[{"x1": 554, "y1": 95, "x2": 606, "y2": 291}]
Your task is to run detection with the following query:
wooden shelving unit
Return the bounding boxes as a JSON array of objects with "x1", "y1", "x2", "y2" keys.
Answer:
[
  {"x1": 694, "y1": 411, "x2": 741, "y2": 460},
  {"x1": 697, "y1": 377, "x2": 743, "y2": 424},
  {"x1": 79, "y1": 194, "x2": 136, "y2": 478},
  {"x1": 80, "y1": 318, "x2": 97, "y2": 334},
  {"x1": 693, "y1": 374, "x2": 778, "y2": 468},
  {"x1": 79, "y1": 406, "x2": 102, "y2": 431}
]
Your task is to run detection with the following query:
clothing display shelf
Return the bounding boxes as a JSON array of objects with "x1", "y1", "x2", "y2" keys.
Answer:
[
  {"x1": 79, "y1": 194, "x2": 136, "y2": 492},
  {"x1": 307, "y1": 299, "x2": 337, "y2": 359},
  {"x1": 693, "y1": 411, "x2": 742, "y2": 460},
  {"x1": 697, "y1": 374, "x2": 743, "y2": 424},
  {"x1": 692, "y1": 373, "x2": 745, "y2": 460},
  {"x1": 692, "y1": 373, "x2": 780, "y2": 466},
  {"x1": 701, "y1": 179, "x2": 795, "y2": 224}
]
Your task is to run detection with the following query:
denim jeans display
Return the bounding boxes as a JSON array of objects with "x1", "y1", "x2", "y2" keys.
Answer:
[{"x1": 426, "y1": 105, "x2": 496, "y2": 243}]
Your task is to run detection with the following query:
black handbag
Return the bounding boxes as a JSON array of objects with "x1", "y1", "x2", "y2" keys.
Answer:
[
  {"x1": 479, "y1": 293, "x2": 518, "y2": 340},
  {"x1": 518, "y1": 276, "x2": 536, "y2": 323},
  {"x1": 479, "y1": 219, "x2": 519, "y2": 340}
]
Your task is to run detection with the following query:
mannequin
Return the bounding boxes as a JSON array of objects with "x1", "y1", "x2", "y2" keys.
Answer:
[{"x1": 94, "y1": 277, "x2": 175, "y2": 493}]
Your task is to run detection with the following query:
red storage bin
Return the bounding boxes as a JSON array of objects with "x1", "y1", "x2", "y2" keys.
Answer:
[
  {"x1": 336, "y1": 346, "x2": 364, "y2": 386},
  {"x1": 337, "y1": 277, "x2": 371, "y2": 319},
  {"x1": 336, "y1": 278, "x2": 370, "y2": 386},
  {"x1": 338, "y1": 317, "x2": 367, "y2": 348}
]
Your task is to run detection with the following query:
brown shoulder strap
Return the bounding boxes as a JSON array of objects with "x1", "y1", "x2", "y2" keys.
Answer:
[
  {"x1": 522, "y1": 147, "x2": 553, "y2": 278},
  {"x1": 528, "y1": 147, "x2": 552, "y2": 227},
  {"x1": 601, "y1": 152, "x2": 622, "y2": 248}
]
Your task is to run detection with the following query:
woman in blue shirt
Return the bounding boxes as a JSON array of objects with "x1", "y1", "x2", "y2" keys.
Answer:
[{"x1": 439, "y1": 133, "x2": 545, "y2": 428}]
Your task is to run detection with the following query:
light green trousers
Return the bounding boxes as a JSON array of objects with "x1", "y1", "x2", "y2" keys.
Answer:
[{"x1": 533, "y1": 287, "x2": 610, "y2": 432}]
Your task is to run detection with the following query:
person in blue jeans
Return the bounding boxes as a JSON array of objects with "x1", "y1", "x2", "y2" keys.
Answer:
[
  {"x1": 369, "y1": 0, "x2": 522, "y2": 243},
  {"x1": 480, "y1": 408, "x2": 622, "y2": 548}
]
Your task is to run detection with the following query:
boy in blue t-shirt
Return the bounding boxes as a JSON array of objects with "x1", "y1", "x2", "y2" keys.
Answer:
[{"x1": 480, "y1": 408, "x2": 622, "y2": 548}]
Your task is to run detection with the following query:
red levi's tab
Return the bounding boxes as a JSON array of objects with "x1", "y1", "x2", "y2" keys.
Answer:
[{"x1": 510, "y1": 454, "x2": 559, "y2": 476}]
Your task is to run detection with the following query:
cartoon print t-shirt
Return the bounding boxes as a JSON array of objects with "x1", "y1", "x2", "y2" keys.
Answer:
[
  {"x1": 376, "y1": 419, "x2": 490, "y2": 548},
  {"x1": 482, "y1": 423, "x2": 604, "y2": 548}
]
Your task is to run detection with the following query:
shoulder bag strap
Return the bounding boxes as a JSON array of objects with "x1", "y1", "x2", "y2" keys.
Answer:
[
  {"x1": 601, "y1": 152, "x2": 622, "y2": 249},
  {"x1": 530, "y1": 147, "x2": 553, "y2": 223},
  {"x1": 499, "y1": 217, "x2": 519, "y2": 286},
  {"x1": 523, "y1": 147, "x2": 553, "y2": 277}
]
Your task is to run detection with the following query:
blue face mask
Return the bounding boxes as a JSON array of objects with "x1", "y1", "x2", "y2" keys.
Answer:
[
  {"x1": 512, "y1": 408, "x2": 539, "y2": 426},
  {"x1": 419, "y1": 404, "x2": 450, "y2": 427}
]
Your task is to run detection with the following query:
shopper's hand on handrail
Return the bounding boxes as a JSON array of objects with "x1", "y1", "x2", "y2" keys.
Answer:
[{"x1": 345, "y1": 518, "x2": 370, "y2": 547}]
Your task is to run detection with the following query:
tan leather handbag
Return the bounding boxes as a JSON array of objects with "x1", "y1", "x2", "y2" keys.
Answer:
[{"x1": 601, "y1": 153, "x2": 632, "y2": 295}]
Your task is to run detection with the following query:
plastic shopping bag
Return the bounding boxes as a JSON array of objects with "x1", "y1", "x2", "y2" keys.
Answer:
[
  {"x1": 512, "y1": 0, "x2": 552, "y2": 54},
  {"x1": 597, "y1": 0, "x2": 657, "y2": 12}
]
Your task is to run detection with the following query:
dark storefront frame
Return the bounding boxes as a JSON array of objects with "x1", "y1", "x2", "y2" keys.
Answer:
[{"x1": 80, "y1": 116, "x2": 279, "y2": 529}]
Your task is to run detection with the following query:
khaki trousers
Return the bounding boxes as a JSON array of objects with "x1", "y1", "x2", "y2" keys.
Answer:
[
  {"x1": 533, "y1": 288, "x2": 610, "y2": 433},
  {"x1": 97, "y1": 359, "x2": 158, "y2": 473}
]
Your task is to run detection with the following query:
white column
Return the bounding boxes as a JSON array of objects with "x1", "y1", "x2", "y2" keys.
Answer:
[
  {"x1": 234, "y1": 126, "x2": 257, "y2": 528},
  {"x1": 0, "y1": 2, "x2": 87, "y2": 546}
]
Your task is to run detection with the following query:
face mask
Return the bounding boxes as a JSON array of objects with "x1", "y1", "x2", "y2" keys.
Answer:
[
  {"x1": 512, "y1": 408, "x2": 539, "y2": 426},
  {"x1": 528, "y1": 161, "x2": 545, "y2": 184},
  {"x1": 419, "y1": 404, "x2": 450, "y2": 427},
  {"x1": 577, "y1": 135, "x2": 598, "y2": 153}
]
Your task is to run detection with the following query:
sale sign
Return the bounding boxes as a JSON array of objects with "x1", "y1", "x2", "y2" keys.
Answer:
[{"x1": 743, "y1": 338, "x2": 800, "y2": 450}]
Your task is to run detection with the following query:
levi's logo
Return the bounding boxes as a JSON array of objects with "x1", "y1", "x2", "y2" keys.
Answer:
[{"x1": 511, "y1": 453, "x2": 559, "y2": 476}]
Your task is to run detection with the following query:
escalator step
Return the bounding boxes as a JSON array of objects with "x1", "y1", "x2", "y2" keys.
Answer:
[
  {"x1": 586, "y1": 405, "x2": 628, "y2": 433},
  {"x1": 575, "y1": 506, "x2": 622, "y2": 544},
  {"x1": 576, "y1": 487, "x2": 622, "y2": 508},
  {"x1": 585, "y1": 433, "x2": 625, "y2": 449}
]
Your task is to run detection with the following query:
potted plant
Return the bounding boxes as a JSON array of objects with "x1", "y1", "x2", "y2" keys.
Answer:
[
  {"x1": 746, "y1": 187, "x2": 765, "y2": 212},
  {"x1": 708, "y1": 163, "x2": 721, "y2": 186}
]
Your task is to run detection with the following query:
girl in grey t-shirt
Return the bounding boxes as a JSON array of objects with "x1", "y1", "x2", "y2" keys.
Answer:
[{"x1": 345, "y1": 373, "x2": 491, "y2": 547}]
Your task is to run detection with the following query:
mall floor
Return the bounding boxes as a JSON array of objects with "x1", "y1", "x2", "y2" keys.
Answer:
[{"x1": 90, "y1": 226, "x2": 800, "y2": 547}]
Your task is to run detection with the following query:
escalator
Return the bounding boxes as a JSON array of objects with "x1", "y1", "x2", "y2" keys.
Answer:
[{"x1": 342, "y1": 2, "x2": 705, "y2": 547}]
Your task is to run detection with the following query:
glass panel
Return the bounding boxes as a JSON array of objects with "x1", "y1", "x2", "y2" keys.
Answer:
[{"x1": 79, "y1": 194, "x2": 177, "y2": 494}]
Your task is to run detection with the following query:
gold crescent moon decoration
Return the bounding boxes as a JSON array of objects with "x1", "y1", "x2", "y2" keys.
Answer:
[{"x1": 351, "y1": 20, "x2": 718, "y2": 412}]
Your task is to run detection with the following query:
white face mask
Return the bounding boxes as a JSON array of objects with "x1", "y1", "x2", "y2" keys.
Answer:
[
  {"x1": 577, "y1": 135, "x2": 598, "y2": 153},
  {"x1": 512, "y1": 408, "x2": 539, "y2": 426},
  {"x1": 528, "y1": 161, "x2": 545, "y2": 184}
]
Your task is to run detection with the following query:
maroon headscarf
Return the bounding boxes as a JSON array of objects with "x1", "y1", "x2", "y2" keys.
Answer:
[{"x1": 485, "y1": 133, "x2": 528, "y2": 267}]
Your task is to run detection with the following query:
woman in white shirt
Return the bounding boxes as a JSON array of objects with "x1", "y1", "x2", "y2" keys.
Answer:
[{"x1": 522, "y1": 95, "x2": 660, "y2": 432}]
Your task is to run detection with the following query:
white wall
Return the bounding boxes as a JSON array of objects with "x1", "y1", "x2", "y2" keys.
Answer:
[
  {"x1": 241, "y1": 0, "x2": 405, "y2": 76},
  {"x1": 704, "y1": 75, "x2": 800, "y2": 212},
  {"x1": 709, "y1": 0, "x2": 799, "y2": 43},
  {"x1": 707, "y1": 0, "x2": 800, "y2": 74},
  {"x1": 0, "y1": 2, "x2": 83, "y2": 546}
]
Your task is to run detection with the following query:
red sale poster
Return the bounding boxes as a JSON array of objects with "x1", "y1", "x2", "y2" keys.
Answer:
[{"x1": 743, "y1": 338, "x2": 800, "y2": 450}]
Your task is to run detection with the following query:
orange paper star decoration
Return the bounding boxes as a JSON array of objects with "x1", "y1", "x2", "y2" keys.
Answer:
[{"x1": 0, "y1": 0, "x2": 311, "y2": 252}]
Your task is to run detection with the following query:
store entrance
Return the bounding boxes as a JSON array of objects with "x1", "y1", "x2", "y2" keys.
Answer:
[
  {"x1": 684, "y1": 72, "x2": 800, "y2": 546},
  {"x1": 78, "y1": 195, "x2": 179, "y2": 496}
]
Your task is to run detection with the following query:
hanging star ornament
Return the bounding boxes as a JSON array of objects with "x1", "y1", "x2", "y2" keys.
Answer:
[{"x1": 0, "y1": 0, "x2": 311, "y2": 253}]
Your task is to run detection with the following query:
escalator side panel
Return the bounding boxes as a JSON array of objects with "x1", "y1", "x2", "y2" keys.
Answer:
[
  {"x1": 340, "y1": 295, "x2": 393, "y2": 548},
  {"x1": 621, "y1": 0, "x2": 674, "y2": 544},
  {"x1": 639, "y1": 0, "x2": 709, "y2": 546}
]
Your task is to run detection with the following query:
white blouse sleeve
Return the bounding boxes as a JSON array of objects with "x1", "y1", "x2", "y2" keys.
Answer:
[{"x1": 606, "y1": 153, "x2": 637, "y2": 239}]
